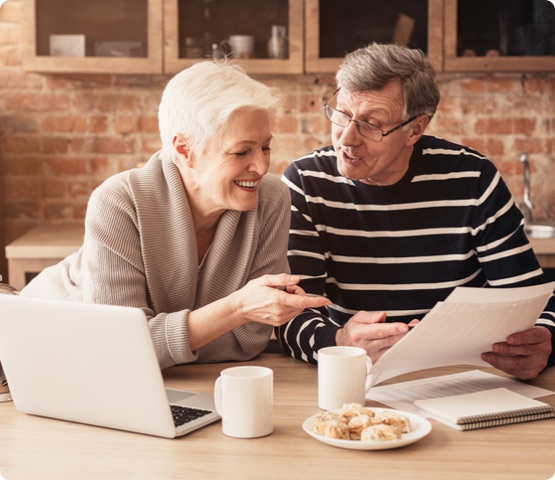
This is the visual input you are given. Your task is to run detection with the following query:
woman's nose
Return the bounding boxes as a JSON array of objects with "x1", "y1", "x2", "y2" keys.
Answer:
[{"x1": 248, "y1": 150, "x2": 270, "y2": 175}]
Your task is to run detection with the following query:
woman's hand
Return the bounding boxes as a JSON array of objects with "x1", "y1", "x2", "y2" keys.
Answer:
[{"x1": 231, "y1": 273, "x2": 331, "y2": 327}]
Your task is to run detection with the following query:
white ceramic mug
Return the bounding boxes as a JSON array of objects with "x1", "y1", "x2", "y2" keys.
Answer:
[
  {"x1": 214, "y1": 366, "x2": 273, "y2": 438},
  {"x1": 226, "y1": 35, "x2": 255, "y2": 59},
  {"x1": 317, "y1": 346, "x2": 372, "y2": 411}
]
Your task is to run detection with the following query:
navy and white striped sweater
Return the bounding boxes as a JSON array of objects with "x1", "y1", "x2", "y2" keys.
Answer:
[{"x1": 277, "y1": 135, "x2": 555, "y2": 366}]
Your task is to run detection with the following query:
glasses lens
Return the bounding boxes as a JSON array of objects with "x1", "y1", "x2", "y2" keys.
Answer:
[
  {"x1": 357, "y1": 122, "x2": 383, "y2": 142},
  {"x1": 324, "y1": 105, "x2": 385, "y2": 142},
  {"x1": 325, "y1": 105, "x2": 349, "y2": 127}
]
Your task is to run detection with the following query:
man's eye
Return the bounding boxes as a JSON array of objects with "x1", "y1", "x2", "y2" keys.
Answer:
[
  {"x1": 262, "y1": 146, "x2": 271, "y2": 153},
  {"x1": 361, "y1": 121, "x2": 381, "y2": 131}
]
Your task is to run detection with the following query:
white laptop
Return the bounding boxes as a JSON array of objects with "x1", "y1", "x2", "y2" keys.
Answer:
[{"x1": 0, "y1": 294, "x2": 220, "y2": 438}]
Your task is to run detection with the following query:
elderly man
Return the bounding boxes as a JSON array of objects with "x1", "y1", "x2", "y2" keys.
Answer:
[{"x1": 277, "y1": 43, "x2": 555, "y2": 381}]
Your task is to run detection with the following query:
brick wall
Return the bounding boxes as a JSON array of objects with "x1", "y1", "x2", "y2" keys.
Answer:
[{"x1": 1, "y1": 1, "x2": 554, "y2": 279}]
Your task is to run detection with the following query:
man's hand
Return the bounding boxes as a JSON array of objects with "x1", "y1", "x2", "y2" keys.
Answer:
[
  {"x1": 335, "y1": 311, "x2": 415, "y2": 364},
  {"x1": 481, "y1": 326, "x2": 552, "y2": 380}
]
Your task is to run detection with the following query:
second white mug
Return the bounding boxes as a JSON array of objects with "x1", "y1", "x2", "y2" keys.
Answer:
[{"x1": 317, "y1": 346, "x2": 372, "y2": 411}]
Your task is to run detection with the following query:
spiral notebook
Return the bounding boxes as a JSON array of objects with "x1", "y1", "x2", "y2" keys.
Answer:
[{"x1": 414, "y1": 388, "x2": 555, "y2": 431}]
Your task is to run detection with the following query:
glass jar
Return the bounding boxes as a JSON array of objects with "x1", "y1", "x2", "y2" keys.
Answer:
[{"x1": 267, "y1": 25, "x2": 288, "y2": 59}]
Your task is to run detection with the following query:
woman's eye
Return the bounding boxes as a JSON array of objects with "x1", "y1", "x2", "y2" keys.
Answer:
[{"x1": 233, "y1": 150, "x2": 249, "y2": 157}]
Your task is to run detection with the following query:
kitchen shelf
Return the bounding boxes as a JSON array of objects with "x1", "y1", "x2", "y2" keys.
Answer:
[
  {"x1": 20, "y1": 0, "x2": 555, "y2": 75},
  {"x1": 163, "y1": 0, "x2": 303, "y2": 74},
  {"x1": 304, "y1": 0, "x2": 442, "y2": 73},
  {"x1": 443, "y1": 0, "x2": 555, "y2": 72},
  {"x1": 22, "y1": 0, "x2": 163, "y2": 74}
]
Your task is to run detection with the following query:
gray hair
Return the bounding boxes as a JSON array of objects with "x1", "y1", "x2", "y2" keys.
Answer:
[
  {"x1": 336, "y1": 43, "x2": 440, "y2": 119},
  {"x1": 158, "y1": 61, "x2": 281, "y2": 161}
]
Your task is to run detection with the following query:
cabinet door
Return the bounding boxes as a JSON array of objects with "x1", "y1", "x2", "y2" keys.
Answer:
[
  {"x1": 22, "y1": 0, "x2": 163, "y2": 74},
  {"x1": 163, "y1": 0, "x2": 303, "y2": 74},
  {"x1": 443, "y1": 0, "x2": 555, "y2": 72},
  {"x1": 305, "y1": 0, "x2": 439, "y2": 74}
]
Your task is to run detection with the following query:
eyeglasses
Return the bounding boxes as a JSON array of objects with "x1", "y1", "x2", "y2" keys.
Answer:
[{"x1": 323, "y1": 88, "x2": 421, "y2": 142}]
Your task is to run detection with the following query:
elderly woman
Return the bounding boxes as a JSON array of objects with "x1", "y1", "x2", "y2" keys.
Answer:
[{"x1": 21, "y1": 61, "x2": 330, "y2": 367}]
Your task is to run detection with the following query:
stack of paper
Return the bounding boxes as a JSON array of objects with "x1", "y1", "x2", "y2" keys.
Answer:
[{"x1": 367, "y1": 282, "x2": 555, "y2": 387}]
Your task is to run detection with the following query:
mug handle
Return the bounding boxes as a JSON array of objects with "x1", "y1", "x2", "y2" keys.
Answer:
[{"x1": 214, "y1": 376, "x2": 223, "y2": 416}]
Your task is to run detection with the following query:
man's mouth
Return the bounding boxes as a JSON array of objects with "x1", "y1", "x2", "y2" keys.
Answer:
[{"x1": 342, "y1": 150, "x2": 362, "y2": 163}]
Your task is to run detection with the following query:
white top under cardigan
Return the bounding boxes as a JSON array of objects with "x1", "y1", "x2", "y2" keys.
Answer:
[{"x1": 21, "y1": 152, "x2": 291, "y2": 368}]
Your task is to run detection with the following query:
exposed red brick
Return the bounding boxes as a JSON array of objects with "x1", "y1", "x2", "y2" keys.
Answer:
[
  {"x1": 42, "y1": 179, "x2": 66, "y2": 199},
  {"x1": 44, "y1": 158, "x2": 88, "y2": 176},
  {"x1": 4, "y1": 92, "x2": 71, "y2": 112},
  {"x1": 272, "y1": 115, "x2": 298, "y2": 134},
  {"x1": 114, "y1": 115, "x2": 138, "y2": 135},
  {"x1": 41, "y1": 115, "x2": 88, "y2": 133},
  {"x1": 3, "y1": 156, "x2": 43, "y2": 175},
  {"x1": 91, "y1": 136, "x2": 134, "y2": 154}
]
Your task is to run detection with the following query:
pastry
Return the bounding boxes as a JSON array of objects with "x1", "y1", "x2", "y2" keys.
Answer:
[
  {"x1": 360, "y1": 423, "x2": 402, "y2": 442},
  {"x1": 313, "y1": 405, "x2": 411, "y2": 442},
  {"x1": 372, "y1": 411, "x2": 412, "y2": 433},
  {"x1": 314, "y1": 419, "x2": 350, "y2": 439},
  {"x1": 347, "y1": 414, "x2": 373, "y2": 440}
]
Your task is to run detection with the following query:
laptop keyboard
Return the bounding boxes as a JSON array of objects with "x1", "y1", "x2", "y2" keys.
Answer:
[{"x1": 170, "y1": 405, "x2": 213, "y2": 427}]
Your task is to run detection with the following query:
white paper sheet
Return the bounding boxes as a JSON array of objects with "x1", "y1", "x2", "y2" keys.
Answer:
[
  {"x1": 366, "y1": 370, "x2": 555, "y2": 415},
  {"x1": 367, "y1": 282, "x2": 555, "y2": 387}
]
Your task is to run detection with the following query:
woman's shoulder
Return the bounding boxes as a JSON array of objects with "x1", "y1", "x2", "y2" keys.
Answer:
[
  {"x1": 256, "y1": 173, "x2": 290, "y2": 217},
  {"x1": 260, "y1": 173, "x2": 289, "y2": 198},
  {"x1": 91, "y1": 153, "x2": 168, "y2": 204}
]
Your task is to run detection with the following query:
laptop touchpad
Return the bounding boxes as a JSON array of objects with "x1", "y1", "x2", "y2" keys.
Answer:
[{"x1": 166, "y1": 389, "x2": 198, "y2": 404}]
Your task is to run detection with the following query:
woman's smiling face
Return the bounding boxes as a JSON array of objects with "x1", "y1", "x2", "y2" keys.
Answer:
[{"x1": 186, "y1": 108, "x2": 273, "y2": 215}]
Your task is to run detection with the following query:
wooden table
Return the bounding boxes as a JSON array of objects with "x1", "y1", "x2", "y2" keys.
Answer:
[{"x1": 0, "y1": 355, "x2": 553, "y2": 480}]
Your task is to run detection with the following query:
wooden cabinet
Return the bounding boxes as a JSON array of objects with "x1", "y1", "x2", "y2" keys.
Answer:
[
  {"x1": 21, "y1": 0, "x2": 555, "y2": 75},
  {"x1": 163, "y1": 0, "x2": 303, "y2": 74},
  {"x1": 305, "y1": 0, "x2": 443, "y2": 73},
  {"x1": 442, "y1": 0, "x2": 555, "y2": 72},
  {"x1": 22, "y1": 0, "x2": 302, "y2": 75},
  {"x1": 22, "y1": 0, "x2": 163, "y2": 74}
]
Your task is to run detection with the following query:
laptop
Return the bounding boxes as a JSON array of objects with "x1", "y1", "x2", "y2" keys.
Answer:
[{"x1": 0, "y1": 294, "x2": 220, "y2": 438}]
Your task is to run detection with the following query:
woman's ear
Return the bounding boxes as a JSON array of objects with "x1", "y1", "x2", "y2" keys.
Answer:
[{"x1": 173, "y1": 134, "x2": 193, "y2": 167}]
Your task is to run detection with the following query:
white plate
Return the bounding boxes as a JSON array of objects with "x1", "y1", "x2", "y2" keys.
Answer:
[{"x1": 302, "y1": 408, "x2": 432, "y2": 450}]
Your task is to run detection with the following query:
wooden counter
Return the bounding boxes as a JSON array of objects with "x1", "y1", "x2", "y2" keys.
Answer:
[
  {"x1": 530, "y1": 237, "x2": 555, "y2": 268},
  {"x1": 5, "y1": 224, "x2": 84, "y2": 290},
  {"x1": 4, "y1": 224, "x2": 555, "y2": 291}
]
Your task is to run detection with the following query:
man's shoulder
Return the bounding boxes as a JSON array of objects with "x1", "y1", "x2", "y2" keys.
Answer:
[
  {"x1": 284, "y1": 146, "x2": 337, "y2": 176},
  {"x1": 418, "y1": 135, "x2": 493, "y2": 170}
]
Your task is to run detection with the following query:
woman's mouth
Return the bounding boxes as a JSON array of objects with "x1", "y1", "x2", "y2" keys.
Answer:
[{"x1": 234, "y1": 180, "x2": 258, "y2": 189}]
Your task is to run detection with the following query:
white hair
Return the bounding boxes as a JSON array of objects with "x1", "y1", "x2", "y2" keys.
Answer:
[{"x1": 158, "y1": 61, "x2": 281, "y2": 161}]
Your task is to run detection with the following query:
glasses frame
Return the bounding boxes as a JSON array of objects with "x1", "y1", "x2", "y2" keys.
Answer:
[{"x1": 323, "y1": 88, "x2": 421, "y2": 142}]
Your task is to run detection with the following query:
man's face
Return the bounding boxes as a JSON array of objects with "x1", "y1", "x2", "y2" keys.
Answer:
[{"x1": 331, "y1": 79, "x2": 421, "y2": 186}]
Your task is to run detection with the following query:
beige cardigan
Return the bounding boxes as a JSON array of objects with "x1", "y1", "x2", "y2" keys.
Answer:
[{"x1": 22, "y1": 153, "x2": 291, "y2": 368}]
